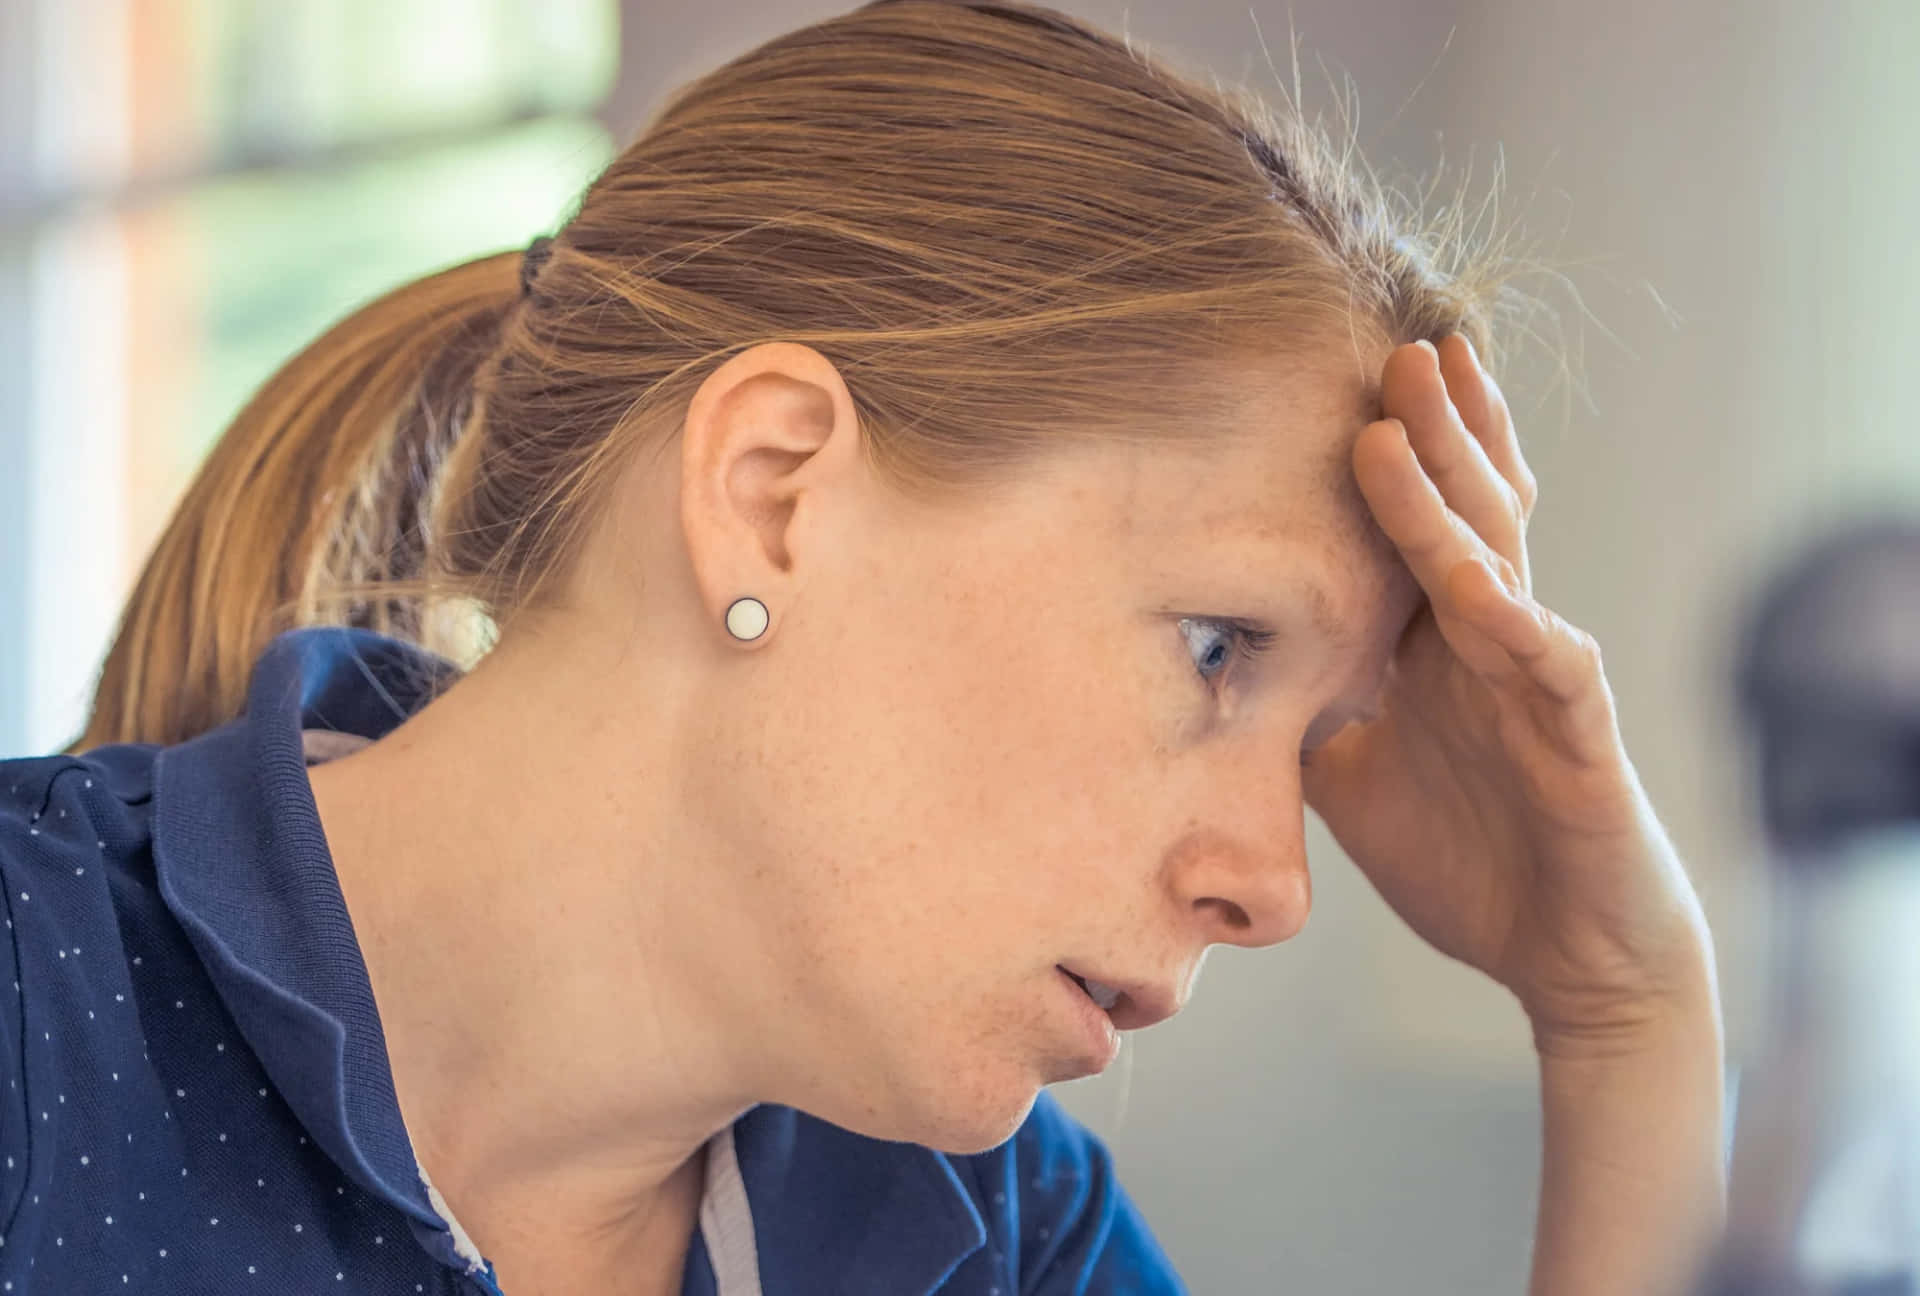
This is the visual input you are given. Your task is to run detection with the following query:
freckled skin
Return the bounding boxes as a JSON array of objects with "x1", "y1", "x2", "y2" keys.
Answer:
[{"x1": 308, "y1": 339, "x2": 1420, "y2": 1291}]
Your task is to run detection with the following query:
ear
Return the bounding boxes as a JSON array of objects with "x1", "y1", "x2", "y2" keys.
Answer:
[{"x1": 678, "y1": 342, "x2": 862, "y2": 646}]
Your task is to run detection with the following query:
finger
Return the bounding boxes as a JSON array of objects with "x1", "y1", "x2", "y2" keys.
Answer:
[
  {"x1": 1436, "y1": 334, "x2": 1536, "y2": 522},
  {"x1": 1450, "y1": 557, "x2": 1621, "y2": 761},
  {"x1": 1383, "y1": 342, "x2": 1528, "y2": 590},
  {"x1": 1353, "y1": 416, "x2": 1518, "y2": 676}
]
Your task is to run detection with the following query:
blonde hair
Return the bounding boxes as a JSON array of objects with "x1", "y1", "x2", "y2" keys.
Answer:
[{"x1": 74, "y1": 0, "x2": 1529, "y2": 752}]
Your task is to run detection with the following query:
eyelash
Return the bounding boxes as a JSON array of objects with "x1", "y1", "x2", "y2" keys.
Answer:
[
  {"x1": 1178, "y1": 617, "x2": 1321, "y2": 766},
  {"x1": 1178, "y1": 616, "x2": 1278, "y2": 684}
]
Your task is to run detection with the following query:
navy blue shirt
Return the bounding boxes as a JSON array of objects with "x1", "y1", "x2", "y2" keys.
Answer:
[{"x1": 0, "y1": 626, "x2": 1185, "y2": 1294}]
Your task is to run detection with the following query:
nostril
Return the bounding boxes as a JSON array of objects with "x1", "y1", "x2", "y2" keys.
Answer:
[{"x1": 1197, "y1": 896, "x2": 1252, "y2": 931}]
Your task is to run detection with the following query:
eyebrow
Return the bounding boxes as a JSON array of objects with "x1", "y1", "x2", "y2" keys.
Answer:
[
  {"x1": 1204, "y1": 511, "x2": 1367, "y2": 644},
  {"x1": 1292, "y1": 576, "x2": 1357, "y2": 656}
]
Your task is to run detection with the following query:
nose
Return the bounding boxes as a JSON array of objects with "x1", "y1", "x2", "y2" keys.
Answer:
[{"x1": 1165, "y1": 777, "x2": 1313, "y2": 950}]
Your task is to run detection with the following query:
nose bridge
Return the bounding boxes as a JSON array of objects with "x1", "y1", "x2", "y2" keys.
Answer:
[{"x1": 1168, "y1": 749, "x2": 1313, "y2": 949}]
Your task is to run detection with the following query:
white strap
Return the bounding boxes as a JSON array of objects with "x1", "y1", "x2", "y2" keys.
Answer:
[
  {"x1": 416, "y1": 1157, "x2": 490, "y2": 1277},
  {"x1": 300, "y1": 728, "x2": 374, "y2": 765},
  {"x1": 699, "y1": 1125, "x2": 764, "y2": 1296}
]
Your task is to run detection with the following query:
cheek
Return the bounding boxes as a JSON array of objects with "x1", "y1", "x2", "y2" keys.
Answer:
[
  {"x1": 840, "y1": 626, "x2": 1122, "y2": 885},
  {"x1": 900, "y1": 631, "x2": 1183, "y2": 947},
  {"x1": 785, "y1": 601, "x2": 1154, "y2": 918}
]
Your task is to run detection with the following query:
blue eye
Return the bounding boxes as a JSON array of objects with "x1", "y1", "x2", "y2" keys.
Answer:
[{"x1": 1178, "y1": 617, "x2": 1276, "y2": 684}]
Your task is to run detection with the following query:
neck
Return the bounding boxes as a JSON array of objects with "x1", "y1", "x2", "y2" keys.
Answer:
[{"x1": 306, "y1": 622, "x2": 757, "y2": 1271}]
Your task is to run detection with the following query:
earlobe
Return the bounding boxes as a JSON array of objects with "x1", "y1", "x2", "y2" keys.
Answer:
[{"x1": 678, "y1": 341, "x2": 856, "y2": 643}]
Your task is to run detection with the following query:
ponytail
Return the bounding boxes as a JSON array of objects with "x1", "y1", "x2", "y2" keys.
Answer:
[{"x1": 70, "y1": 251, "x2": 522, "y2": 751}]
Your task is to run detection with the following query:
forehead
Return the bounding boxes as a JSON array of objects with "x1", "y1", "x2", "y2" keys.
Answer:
[
  {"x1": 1074, "y1": 342, "x2": 1417, "y2": 648},
  {"x1": 1104, "y1": 345, "x2": 1394, "y2": 546}
]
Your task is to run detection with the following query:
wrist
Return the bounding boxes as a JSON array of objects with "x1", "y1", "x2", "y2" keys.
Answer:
[
  {"x1": 1527, "y1": 941, "x2": 1729, "y2": 1296},
  {"x1": 1525, "y1": 922, "x2": 1723, "y2": 1067}
]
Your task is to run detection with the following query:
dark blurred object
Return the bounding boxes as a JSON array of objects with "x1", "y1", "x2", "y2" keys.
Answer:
[
  {"x1": 1737, "y1": 520, "x2": 1920, "y2": 852},
  {"x1": 1697, "y1": 519, "x2": 1920, "y2": 1294}
]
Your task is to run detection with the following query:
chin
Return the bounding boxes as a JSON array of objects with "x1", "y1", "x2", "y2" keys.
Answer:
[
  {"x1": 903, "y1": 1085, "x2": 1041, "y2": 1156},
  {"x1": 821, "y1": 1050, "x2": 1043, "y2": 1156},
  {"x1": 900, "y1": 1046, "x2": 1049, "y2": 1155}
]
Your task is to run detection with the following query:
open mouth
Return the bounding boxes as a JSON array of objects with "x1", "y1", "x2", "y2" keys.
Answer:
[{"x1": 1058, "y1": 966, "x2": 1124, "y2": 1012}]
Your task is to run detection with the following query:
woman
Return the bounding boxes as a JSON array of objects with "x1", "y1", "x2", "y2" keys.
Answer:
[{"x1": 2, "y1": 1, "x2": 1724, "y2": 1292}]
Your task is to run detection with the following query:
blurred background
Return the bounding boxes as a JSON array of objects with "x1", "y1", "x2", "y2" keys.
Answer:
[{"x1": 2, "y1": 0, "x2": 1917, "y2": 1290}]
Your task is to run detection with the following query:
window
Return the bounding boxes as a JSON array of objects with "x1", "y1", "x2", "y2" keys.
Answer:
[{"x1": 2, "y1": 0, "x2": 619, "y2": 753}]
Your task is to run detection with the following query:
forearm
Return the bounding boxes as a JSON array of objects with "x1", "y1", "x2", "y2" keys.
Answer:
[{"x1": 1527, "y1": 971, "x2": 1727, "y2": 1295}]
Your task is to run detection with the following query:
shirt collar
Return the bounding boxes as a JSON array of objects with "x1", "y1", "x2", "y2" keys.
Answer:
[
  {"x1": 149, "y1": 625, "x2": 985, "y2": 1294},
  {"x1": 727, "y1": 1103, "x2": 987, "y2": 1293},
  {"x1": 150, "y1": 626, "x2": 464, "y2": 1261}
]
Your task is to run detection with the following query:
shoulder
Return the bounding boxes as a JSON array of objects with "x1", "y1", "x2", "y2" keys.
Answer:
[
  {"x1": 0, "y1": 743, "x2": 161, "y2": 1237},
  {"x1": 1, "y1": 743, "x2": 159, "y2": 838},
  {"x1": 0, "y1": 741, "x2": 162, "y2": 985},
  {"x1": 0, "y1": 742, "x2": 162, "y2": 998},
  {"x1": 952, "y1": 1088, "x2": 1188, "y2": 1295},
  {"x1": 0, "y1": 742, "x2": 159, "y2": 885}
]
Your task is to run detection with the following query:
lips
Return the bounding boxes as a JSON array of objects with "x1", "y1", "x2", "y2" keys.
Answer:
[
  {"x1": 1055, "y1": 965, "x2": 1182, "y2": 1032},
  {"x1": 1059, "y1": 967, "x2": 1123, "y2": 1011}
]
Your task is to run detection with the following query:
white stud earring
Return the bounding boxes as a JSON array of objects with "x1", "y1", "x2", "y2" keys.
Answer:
[{"x1": 725, "y1": 596, "x2": 769, "y2": 641}]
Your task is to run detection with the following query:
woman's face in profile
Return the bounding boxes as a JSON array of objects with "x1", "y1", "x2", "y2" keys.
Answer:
[{"x1": 665, "y1": 347, "x2": 1425, "y2": 1156}]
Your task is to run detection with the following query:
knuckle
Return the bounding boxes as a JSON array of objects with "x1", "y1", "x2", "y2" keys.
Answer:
[{"x1": 1517, "y1": 468, "x2": 1540, "y2": 515}]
